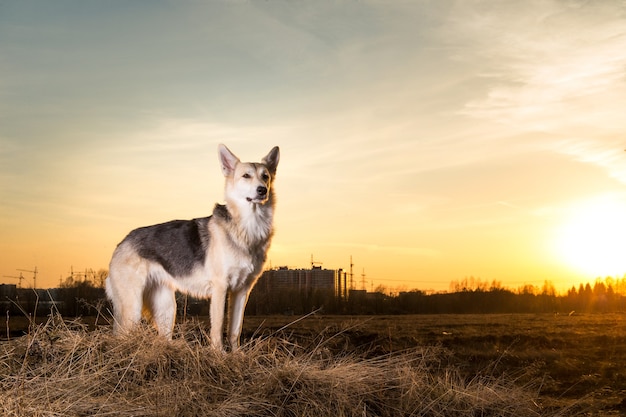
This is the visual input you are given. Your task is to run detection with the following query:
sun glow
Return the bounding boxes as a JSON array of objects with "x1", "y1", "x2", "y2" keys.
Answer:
[{"x1": 554, "y1": 195, "x2": 626, "y2": 278}]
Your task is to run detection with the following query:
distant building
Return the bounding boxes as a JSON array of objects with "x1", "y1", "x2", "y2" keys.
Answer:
[
  {"x1": 348, "y1": 289, "x2": 367, "y2": 299},
  {"x1": 0, "y1": 284, "x2": 18, "y2": 315},
  {"x1": 0, "y1": 284, "x2": 17, "y2": 298},
  {"x1": 257, "y1": 266, "x2": 349, "y2": 299}
]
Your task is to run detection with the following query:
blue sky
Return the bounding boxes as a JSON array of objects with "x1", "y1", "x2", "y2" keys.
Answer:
[{"x1": 2, "y1": 0, "x2": 626, "y2": 291}]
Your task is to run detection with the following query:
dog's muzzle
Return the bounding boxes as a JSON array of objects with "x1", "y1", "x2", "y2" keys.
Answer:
[{"x1": 247, "y1": 186, "x2": 268, "y2": 203}]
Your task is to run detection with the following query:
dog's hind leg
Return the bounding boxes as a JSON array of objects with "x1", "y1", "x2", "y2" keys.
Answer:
[
  {"x1": 106, "y1": 242, "x2": 149, "y2": 335},
  {"x1": 115, "y1": 302, "x2": 142, "y2": 335},
  {"x1": 144, "y1": 284, "x2": 177, "y2": 340},
  {"x1": 106, "y1": 270, "x2": 144, "y2": 336},
  {"x1": 106, "y1": 278, "x2": 143, "y2": 336}
]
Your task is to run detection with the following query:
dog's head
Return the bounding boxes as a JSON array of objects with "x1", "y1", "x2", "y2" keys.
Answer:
[{"x1": 218, "y1": 144, "x2": 280, "y2": 205}]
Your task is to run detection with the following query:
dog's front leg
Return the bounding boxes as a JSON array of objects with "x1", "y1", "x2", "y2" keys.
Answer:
[
  {"x1": 209, "y1": 285, "x2": 227, "y2": 351},
  {"x1": 227, "y1": 289, "x2": 249, "y2": 351}
]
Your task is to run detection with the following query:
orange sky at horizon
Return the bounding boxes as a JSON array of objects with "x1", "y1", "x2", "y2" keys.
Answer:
[{"x1": 2, "y1": 1, "x2": 626, "y2": 293}]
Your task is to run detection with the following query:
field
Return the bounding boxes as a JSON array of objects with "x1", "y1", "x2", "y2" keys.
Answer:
[
  {"x1": 242, "y1": 313, "x2": 626, "y2": 415},
  {"x1": 1, "y1": 312, "x2": 625, "y2": 416}
]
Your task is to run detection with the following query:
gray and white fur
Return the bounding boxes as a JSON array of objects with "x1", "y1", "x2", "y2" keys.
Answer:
[{"x1": 105, "y1": 144, "x2": 280, "y2": 351}]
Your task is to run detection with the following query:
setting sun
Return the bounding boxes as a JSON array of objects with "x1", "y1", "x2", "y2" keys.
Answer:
[{"x1": 554, "y1": 195, "x2": 626, "y2": 278}]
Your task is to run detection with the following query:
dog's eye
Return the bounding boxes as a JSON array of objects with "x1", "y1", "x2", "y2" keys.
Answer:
[
  {"x1": 262, "y1": 173, "x2": 270, "y2": 181},
  {"x1": 242, "y1": 173, "x2": 251, "y2": 179}
]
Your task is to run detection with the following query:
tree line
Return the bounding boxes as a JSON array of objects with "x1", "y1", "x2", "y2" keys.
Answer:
[
  {"x1": 247, "y1": 275, "x2": 626, "y2": 315},
  {"x1": 3, "y1": 272, "x2": 626, "y2": 318}
]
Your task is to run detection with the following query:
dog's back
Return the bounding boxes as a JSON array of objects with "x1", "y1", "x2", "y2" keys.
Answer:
[{"x1": 106, "y1": 144, "x2": 280, "y2": 350}]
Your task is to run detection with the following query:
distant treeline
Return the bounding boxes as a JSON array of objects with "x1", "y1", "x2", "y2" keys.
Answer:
[
  {"x1": 247, "y1": 276, "x2": 626, "y2": 315},
  {"x1": 2, "y1": 273, "x2": 626, "y2": 317}
]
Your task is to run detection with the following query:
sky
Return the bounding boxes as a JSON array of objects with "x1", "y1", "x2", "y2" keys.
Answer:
[{"x1": 2, "y1": 0, "x2": 626, "y2": 293}]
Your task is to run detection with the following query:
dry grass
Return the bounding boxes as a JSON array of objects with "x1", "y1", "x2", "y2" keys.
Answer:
[{"x1": 0, "y1": 314, "x2": 546, "y2": 417}]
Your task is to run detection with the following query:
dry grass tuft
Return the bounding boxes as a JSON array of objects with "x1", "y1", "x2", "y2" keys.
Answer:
[{"x1": 0, "y1": 315, "x2": 544, "y2": 417}]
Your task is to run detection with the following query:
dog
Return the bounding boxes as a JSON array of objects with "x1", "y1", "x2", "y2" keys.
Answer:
[{"x1": 105, "y1": 144, "x2": 280, "y2": 351}]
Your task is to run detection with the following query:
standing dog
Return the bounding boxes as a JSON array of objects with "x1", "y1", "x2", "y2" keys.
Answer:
[{"x1": 105, "y1": 144, "x2": 279, "y2": 351}]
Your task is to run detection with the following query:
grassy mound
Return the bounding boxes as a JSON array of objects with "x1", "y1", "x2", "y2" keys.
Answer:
[{"x1": 0, "y1": 315, "x2": 543, "y2": 417}]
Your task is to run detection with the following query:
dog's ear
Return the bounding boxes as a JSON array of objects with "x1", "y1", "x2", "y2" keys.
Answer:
[
  {"x1": 262, "y1": 146, "x2": 280, "y2": 175},
  {"x1": 218, "y1": 144, "x2": 240, "y2": 177}
]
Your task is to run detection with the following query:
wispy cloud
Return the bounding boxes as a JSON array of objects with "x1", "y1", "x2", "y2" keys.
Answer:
[
  {"x1": 452, "y1": 2, "x2": 626, "y2": 116},
  {"x1": 551, "y1": 138, "x2": 626, "y2": 184},
  {"x1": 446, "y1": 1, "x2": 626, "y2": 181}
]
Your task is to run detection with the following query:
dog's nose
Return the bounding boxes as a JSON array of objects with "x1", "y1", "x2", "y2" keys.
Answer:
[{"x1": 257, "y1": 186, "x2": 267, "y2": 197}]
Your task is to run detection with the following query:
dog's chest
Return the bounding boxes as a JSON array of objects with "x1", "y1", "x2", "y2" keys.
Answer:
[
  {"x1": 223, "y1": 252, "x2": 264, "y2": 290},
  {"x1": 208, "y1": 204, "x2": 272, "y2": 290}
]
